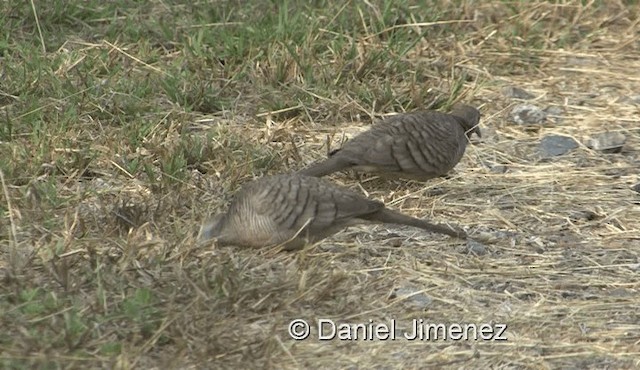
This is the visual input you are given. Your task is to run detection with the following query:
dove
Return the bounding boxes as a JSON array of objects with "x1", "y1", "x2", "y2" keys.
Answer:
[
  {"x1": 199, "y1": 174, "x2": 466, "y2": 250},
  {"x1": 298, "y1": 103, "x2": 481, "y2": 180}
]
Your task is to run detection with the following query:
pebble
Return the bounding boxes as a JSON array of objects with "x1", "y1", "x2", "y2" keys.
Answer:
[
  {"x1": 392, "y1": 286, "x2": 432, "y2": 310},
  {"x1": 538, "y1": 135, "x2": 578, "y2": 158},
  {"x1": 544, "y1": 106, "x2": 564, "y2": 124},
  {"x1": 464, "y1": 239, "x2": 488, "y2": 256},
  {"x1": 490, "y1": 165, "x2": 508, "y2": 174},
  {"x1": 502, "y1": 86, "x2": 535, "y2": 100},
  {"x1": 584, "y1": 132, "x2": 626, "y2": 153},
  {"x1": 482, "y1": 160, "x2": 508, "y2": 173},
  {"x1": 616, "y1": 95, "x2": 640, "y2": 105},
  {"x1": 510, "y1": 104, "x2": 547, "y2": 125},
  {"x1": 569, "y1": 210, "x2": 600, "y2": 222}
]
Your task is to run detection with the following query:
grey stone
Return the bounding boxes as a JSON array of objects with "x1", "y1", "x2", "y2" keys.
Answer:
[
  {"x1": 511, "y1": 104, "x2": 547, "y2": 125},
  {"x1": 632, "y1": 183, "x2": 640, "y2": 193},
  {"x1": 569, "y1": 210, "x2": 600, "y2": 222},
  {"x1": 392, "y1": 286, "x2": 432, "y2": 310},
  {"x1": 616, "y1": 95, "x2": 640, "y2": 105},
  {"x1": 490, "y1": 165, "x2": 508, "y2": 174},
  {"x1": 465, "y1": 239, "x2": 488, "y2": 256},
  {"x1": 544, "y1": 106, "x2": 565, "y2": 124},
  {"x1": 565, "y1": 56, "x2": 597, "y2": 66},
  {"x1": 585, "y1": 132, "x2": 626, "y2": 153},
  {"x1": 481, "y1": 161, "x2": 508, "y2": 173},
  {"x1": 538, "y1": 135, "x2": 578, "y2": 158},
  {"x1": 502, "y1": 86, "x2": 535, "y2": 100}
]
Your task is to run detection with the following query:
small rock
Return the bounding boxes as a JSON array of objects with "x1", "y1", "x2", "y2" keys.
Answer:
[
  {"x1": 482, "y1": 161, "x2": 508, "y2": 173},
  {"x1": 425, "y1": 187, "x2": 446, "y2": 197},
  {"x1": 544, "y1": 106, "x2": 564, "y2": 124},
  {"x1": 468, "y1": 230, "x2": 517, "y2": 245},
  {"x1": 538, "y1": 135, "x2": 579, "y2": 158},
  {"x1": 464, "y1": 239, "x2": 488, "y2": 256},
  {"x1": 609, "y1": 288, "x2": 632, "y2": 297},
  {"x1": 569, "y1": 210, "x2": 601, "y2": 222},
  {"x1": 490, "y1": 165, "x2": 508, "y2": 174},
  {"x1": 476, "y1": 126, "x2": 499, "y2": 143},
  {"x1": 565, "y1": 56, "x2": 596, "y2": 66},
  {"x1": 603, "y1": 168, "x2": 625, "y2": 178},
  {"x1": 632, "y1": 183, "x2": 640, "y2": 193},
  {"x1": 391, "y1": 286, "x2": 432, "y2": 310},
  {"x1": 495, "y1": 198, "x2": 517, "y2": 210},
  {"x1": 510, "y1": 104, "x2": 547, "y2": 125},
  {"x1": 584, "y1": 132, "x2": 626, "y2": 153},
  {"x1": 387, "y1": 237, "x2": 404, "y2": 248},
  {"x1": 545, "y1": 106, "x2": 564, "y2": 115},
  {"x1": 616, "y1": 95, "x2": 640, "y2": 105},
  {"x1": 502, "y1": 86, "x2": 535, "y2": 100}
]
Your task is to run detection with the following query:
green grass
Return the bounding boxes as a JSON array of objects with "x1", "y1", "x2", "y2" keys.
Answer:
[{"x1": 1, "y1": 0, "x2": 639, "y2": 368}]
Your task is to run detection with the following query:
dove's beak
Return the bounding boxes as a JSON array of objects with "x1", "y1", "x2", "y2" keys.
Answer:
[
  {"x1": 474, "y1": 126, "x2": 482, "y2": 139},
  {"x1": 467, "y1": 126, "x2": 481, "y2": 139}
]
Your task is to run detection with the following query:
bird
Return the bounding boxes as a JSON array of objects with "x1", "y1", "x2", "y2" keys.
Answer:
[
  {"x1": 298, "y1": 103, "x2": 481, "y2": 181},
  {"x1": 198, "y1": 174, "x2": 467, "y2": 250}
]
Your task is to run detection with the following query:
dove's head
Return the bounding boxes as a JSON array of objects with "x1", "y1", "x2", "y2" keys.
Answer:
[
  {"x1": 451, "y1": 103, "x2": 482, "y2": 139},
  {"x1": 198, "y1": 214, "x2": 232, "y2": 246}
]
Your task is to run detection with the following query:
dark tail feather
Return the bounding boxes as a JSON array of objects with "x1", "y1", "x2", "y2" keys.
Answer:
[
  {"x1": 297, "y1": 156, "x2": 348, "y2": 177},
  {"x1": 367, "y1": 209, "x2": 467, "y2": 239}
]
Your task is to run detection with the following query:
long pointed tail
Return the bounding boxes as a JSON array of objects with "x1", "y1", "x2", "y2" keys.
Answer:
[
  {"x1": 368, "y1": 208, "x2": 467, "y2": 239},
  {"x1": 297, "y1": 156, "x2": 349, "y2": 177}
]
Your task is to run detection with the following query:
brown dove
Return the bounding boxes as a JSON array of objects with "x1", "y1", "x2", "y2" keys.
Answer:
[
  {"x1": 199, "y1": 174, "x2": 467, "y2": 250},
  {"x1": 298, "y1": 103, "x2": 481, "y2": 180}
]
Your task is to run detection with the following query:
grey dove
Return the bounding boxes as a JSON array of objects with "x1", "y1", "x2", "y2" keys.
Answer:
[
  {"x1": 298, "y1": 103, "x2": 481, "y2": 180},
  {"x1": 199, "y1": 174, "x2": 467, "y2": 250}
]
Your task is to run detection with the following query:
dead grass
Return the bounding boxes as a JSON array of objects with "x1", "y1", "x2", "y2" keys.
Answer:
[{"x1": 1, "y1": 0, "x2": 639, "y2": 369}]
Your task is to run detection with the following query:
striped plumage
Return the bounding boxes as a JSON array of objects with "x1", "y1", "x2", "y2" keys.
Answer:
[
  {"x1": 199, "y1": 174, "x2": 466, "y2": 250},
  {"x1": 298, "y1": 104, "x2": 481, "y2": 180}
]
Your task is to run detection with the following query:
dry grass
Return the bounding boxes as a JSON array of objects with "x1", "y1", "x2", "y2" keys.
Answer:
[{"x1": 1, "y1": 0, "x2": 639, "y2": 369}]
